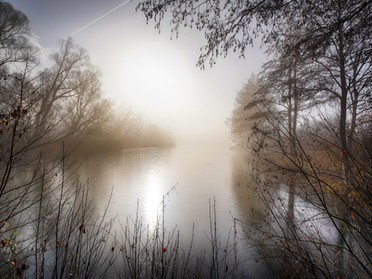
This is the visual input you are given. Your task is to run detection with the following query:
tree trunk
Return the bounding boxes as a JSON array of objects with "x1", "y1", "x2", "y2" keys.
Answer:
[
  {"x1": 348, "y1": 62, "x2": 360, "y2": 154},
  {"x1": 336, "y1": 5, "x2": 349, "y2": 275},
  {"x1": 287, "y1": 58, "x2": 298, "y2": 225}
]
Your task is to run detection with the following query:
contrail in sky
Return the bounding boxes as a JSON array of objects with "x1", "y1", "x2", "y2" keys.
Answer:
[{"x1": 70, "y1": 0, "x2": 132, "y2": 37}]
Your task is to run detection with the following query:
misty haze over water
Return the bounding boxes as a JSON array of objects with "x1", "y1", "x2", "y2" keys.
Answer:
[{"x1": 80, "y1": 144, "x2": 258, "y2": 243}]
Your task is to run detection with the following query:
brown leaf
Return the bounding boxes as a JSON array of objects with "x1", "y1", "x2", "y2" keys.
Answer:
[
  {"x1": 79, "y1": 224, "x2": 86, "y2": 234},
  {"x1": 1, "y1": 239, "x2": 9, "y2": 247},
  {"x1": 350, "y1": 211, "x2": 355, "y2": 221}
]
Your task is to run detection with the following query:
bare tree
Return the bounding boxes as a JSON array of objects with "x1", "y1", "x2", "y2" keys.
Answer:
[
  {"x1": 0, "y1": 1, "x2": 36, "y2": 68},
  {"x1": 61, "y1": 68, "x2": 111, "y2": 137},
  {"x1": 33, "y1": 38, "x2": 94, "y2": 138}
]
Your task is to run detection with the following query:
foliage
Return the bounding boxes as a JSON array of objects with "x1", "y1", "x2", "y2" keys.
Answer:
[{"x1": 137, "y1": 0, "x2": 371, "y2": 68}]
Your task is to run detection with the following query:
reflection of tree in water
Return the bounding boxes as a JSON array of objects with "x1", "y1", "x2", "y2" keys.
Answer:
[
  {"x1": 230, "y1": 148, "x2": 264, "y2": 226},
  {"x1": 230, "y1": 148, "x2": 276, "y2": 277}
]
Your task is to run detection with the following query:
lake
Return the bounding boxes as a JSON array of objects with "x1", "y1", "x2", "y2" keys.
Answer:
[
  {"x1": 78, "y1": 143, "x2": 269, "y2": 275},
  {"x1": 6, "y1": 143, "x2": 350, "y2": 278},
  {"x1": 10, "y1": 142, "x2": 342, "y2": 278},
  {"x1": 80, "y1": 143, "x2": 261, "y2": 239}
]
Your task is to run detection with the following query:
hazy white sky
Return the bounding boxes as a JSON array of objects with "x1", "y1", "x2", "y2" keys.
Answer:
[{"x1": 8, "y1": 0, "x2": 267, "y2": 143}]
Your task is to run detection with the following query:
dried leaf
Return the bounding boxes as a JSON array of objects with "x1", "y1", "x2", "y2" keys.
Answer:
[
  {"x1": 350, "y1": 211, "x2": 355, "y2": 221},
  {"x1": 79, "y1": 224, "x2": 86, "y2": 234},
  {"x1": 1, "y1": 239, "x2": 9, "y2": 247}
]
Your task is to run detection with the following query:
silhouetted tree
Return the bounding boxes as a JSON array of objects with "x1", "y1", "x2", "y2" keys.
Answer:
[
  {"x1": 61, "y1": 67, "x2": 111, "y2": 137},
  {"x1": 33, "y1": 38, "x2": 97, "y2": 138},
  {"x1": 0, "y1": 1, "x2": 37, "y2": 68}
]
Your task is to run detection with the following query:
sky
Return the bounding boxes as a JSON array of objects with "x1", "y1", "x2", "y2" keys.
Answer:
[{"x1": 8, "y1": 0, "x2": 267, "y2": 144}]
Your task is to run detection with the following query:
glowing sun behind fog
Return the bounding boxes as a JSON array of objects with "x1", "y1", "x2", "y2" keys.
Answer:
[{"x1": 121, "y1": 42, "x2": 193, "y2": 111}]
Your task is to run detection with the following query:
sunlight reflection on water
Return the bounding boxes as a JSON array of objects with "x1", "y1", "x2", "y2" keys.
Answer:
[
  {"x1": 79, "y1": 144, "x2": 253, "y2": 248},
  {"x1": 143, "y1": 169, "x2": 164, "y2": 229}
]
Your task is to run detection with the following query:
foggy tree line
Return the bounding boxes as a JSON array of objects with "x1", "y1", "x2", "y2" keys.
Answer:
[
  {"x1": 138, "y1": 0, "x2": 371, "y2": 277},
  {"x1": 0, "y1": 1, "x2": 173, "y2": 160}
]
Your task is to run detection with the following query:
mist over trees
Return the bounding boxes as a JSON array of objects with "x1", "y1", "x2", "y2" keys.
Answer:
[
  {"x1": 138, "y1": 0, "x2": 371, "y2": 277},
  {"x1": 0, "y1": 2, "x2": 174, "y2": 156}
]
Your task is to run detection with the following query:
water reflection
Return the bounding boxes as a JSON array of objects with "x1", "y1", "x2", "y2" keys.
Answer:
[
  {"x1": 229, "y1": 148, "x2": 264, "y2": 225},
  {"x1": 78, "y1": 144, "x2": 259, "y2": 252},
  {"x1": 144, "y1": 169, "x2": 164, "y2": 228},
  {"x1": 7, "y1": 144, "x2": 269, "y2": 277}
]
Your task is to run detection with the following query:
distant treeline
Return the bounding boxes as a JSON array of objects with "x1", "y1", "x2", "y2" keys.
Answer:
[{"x1": 66, "y1": 110, "x2": 175, "y2": 155}]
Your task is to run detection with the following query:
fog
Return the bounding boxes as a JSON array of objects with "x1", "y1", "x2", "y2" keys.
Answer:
[
  {"x1": 3, "y1": 1, "x2": 370, "y2": 278},
  {"x1": 9, "y1": 0, "x2": 266, "y2": 145}
]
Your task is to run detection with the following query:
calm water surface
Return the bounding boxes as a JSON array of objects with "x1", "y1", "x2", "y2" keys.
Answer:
[
  {"x1": 80, "y1": 143, "x2": 260, "y2": 249},
  {"x1": 13, "y1": 143, "x2": 337, "y2": 277}
]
